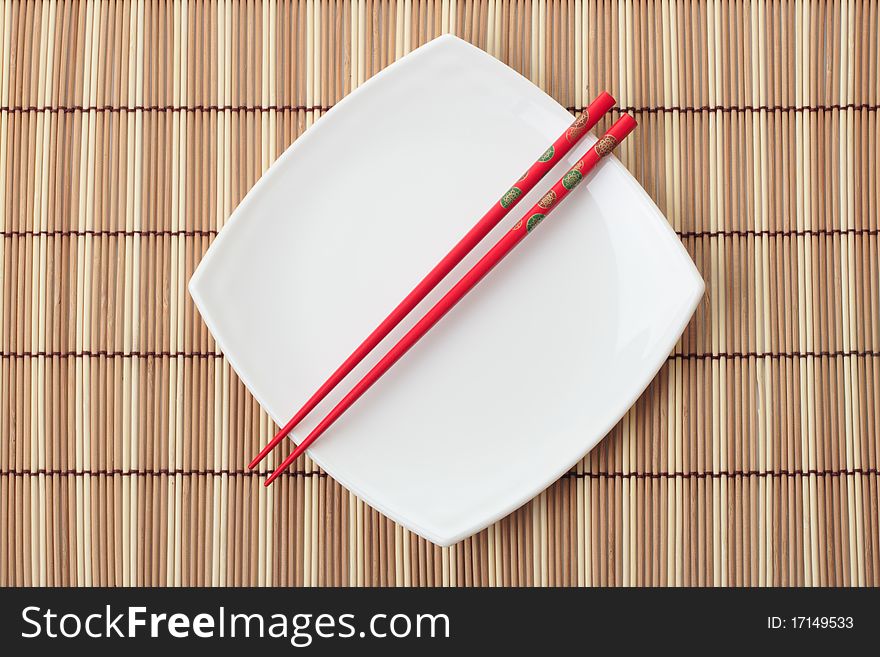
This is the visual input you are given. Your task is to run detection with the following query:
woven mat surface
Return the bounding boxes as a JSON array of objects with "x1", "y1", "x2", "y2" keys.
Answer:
[{"x1": 2, "y1": 0, "x2": 878, "y2": 586}]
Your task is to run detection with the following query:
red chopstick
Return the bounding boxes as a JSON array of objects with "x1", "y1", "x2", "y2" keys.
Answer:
[
  {"x1": 264, "y1": 114, "x2": 638, "y2": 486},
  {"x1": 249, "y1": 92, "x2": 617, "y2": 471}
]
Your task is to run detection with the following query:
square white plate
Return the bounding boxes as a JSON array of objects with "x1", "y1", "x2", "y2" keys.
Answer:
[{"x1": 189, "y1": 35, "x2": 704, "y2": 546}]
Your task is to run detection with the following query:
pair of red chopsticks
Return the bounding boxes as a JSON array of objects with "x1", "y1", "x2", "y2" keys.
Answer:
[{"x1": 251, "y1": 92, "x2": 637, "y2": 486}]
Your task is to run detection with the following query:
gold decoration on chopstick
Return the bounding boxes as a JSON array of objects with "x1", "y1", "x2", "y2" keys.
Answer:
[
  {"x1": 595, "y1": 135, "x2": 619, "y2": 157},
  {"x1": 512, "y1": 219, "x2": 524, "y2": 230},
  {"x1": 500, "y1": 186, "x2": 523, "y2": 208},
  {"x1": 537, "y1": 190, "x2": 557, "y2": 209},
  {"x1": 565, "y1": 111, "x2": 590, "y2": 143},
  {"x1": 561, "y1": 169, "x2": 583, "y2": 190},
  {"x1": 538, "y1": 146, "x2": 555, "y2": 162},
  {"x1": 526, "y1": 213, "x2": 546, "y2": 232}
]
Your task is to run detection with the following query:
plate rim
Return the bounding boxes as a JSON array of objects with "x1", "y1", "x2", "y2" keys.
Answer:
[{"x1": 189, "y1": 34, "x2": 705, "y2": 546}]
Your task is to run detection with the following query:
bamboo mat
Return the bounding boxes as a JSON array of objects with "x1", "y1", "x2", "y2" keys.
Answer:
[{"x1": 1, "y1": 0, "x2": 878, "y2": 587}]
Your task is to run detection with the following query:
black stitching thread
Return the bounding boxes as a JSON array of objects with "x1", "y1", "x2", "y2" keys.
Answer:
[
  {"x1": 0, "y1": 468, "x2": 327, "y2": 478},
  {"x1": 678, "y1": 227, "x2": 880, "y2": 239},
  {"x1": 613, "y1": 102, "x2": 878, "y2": 115},
  {"x1": 0, "y1": 229, "x2": 218, "y2": 238},
  {"x1": 669, "y1": 350, "x2": 880, "y2": 360},
  {"x1": 1, "y1": 467, "x2": 876, "y2": 480},
  {"x1": 0, "y1": 350, "x2": 224, "y2": 358},
  {"x1": 564, "y1": 467, "x2": 880, "y2": 481},
  {"x1": 1, "y1": 102, "x2": 876, "y2": 114},
  {"x1": 0, "y1": 103, "x2": 334, "y2": 114},
  {"x1": 1, "y1": 350, "x2": 877, "y2": 360}
]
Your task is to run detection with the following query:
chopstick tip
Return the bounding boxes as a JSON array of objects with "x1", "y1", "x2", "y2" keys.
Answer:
[
  {"x1": 610, "y1": 113, "x2": 638, "y2": 140},
  {"x1": 588, "y1": 91, "x2": 616, "y2": 117}
]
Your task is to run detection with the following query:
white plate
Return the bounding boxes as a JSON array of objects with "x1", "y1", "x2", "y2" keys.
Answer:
[{"x1": 189, "y1": 35, "x2": 704, "y2": 546}]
